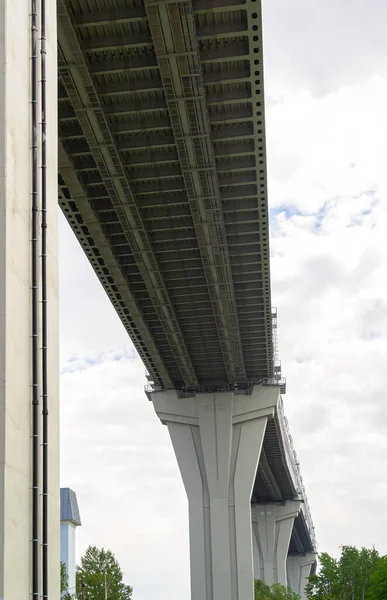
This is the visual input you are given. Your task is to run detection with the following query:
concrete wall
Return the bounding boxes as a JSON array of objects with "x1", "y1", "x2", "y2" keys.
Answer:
[{"x1": 0, "y1": 0, "x2": 59, "y2": 597}]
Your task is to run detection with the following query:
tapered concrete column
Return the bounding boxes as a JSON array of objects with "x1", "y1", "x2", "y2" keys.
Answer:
[
  {"x1": 152, "y1": 385, "x2": 279, "y2": 600},
  {"x1": 287, "y1": 554, "x2": 316, "y2": 600},
  {"x1": 252, "y1": 501, "x2": 301, "y2": 586},
  {"x1": 0, "y1": 0, "x2": 59, "y2": 598}
]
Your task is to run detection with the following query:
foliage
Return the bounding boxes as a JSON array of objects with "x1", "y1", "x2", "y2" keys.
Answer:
[
  {"x1": 255, "y1": 579, "x2": 272, "y2": 600},
  {"x1": 339, "y1": 545, "x2": 379, "y2": 600},
  {"x1": 306, "y1": 546, "x2": 380, "y2": 600},
  {"x1": 61, "y1": 562, "x2": 73, "y2": 600},
  {"x1": 306, "y1": 552, "x2": 340, "y2": 600},
  {"x1": 255, "y1": 579, "x2": 300, "y2": 600},
  {"x1": 76, "y1": 546, "x2": 133, "y2": 600},
  {"x1": 61, "y1": 562, "x2": 68, "y2": 593},
  {"x1": 367, "y1": 555, "x2": 387, "y2": 600},
  {"x1": 270, "y1": 583, "x2": 301, "y2": 600}
]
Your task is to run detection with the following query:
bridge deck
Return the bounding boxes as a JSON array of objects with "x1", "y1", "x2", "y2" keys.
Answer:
[{"x1": 58, "y1": 0, "x2": 273, "y2": 390}]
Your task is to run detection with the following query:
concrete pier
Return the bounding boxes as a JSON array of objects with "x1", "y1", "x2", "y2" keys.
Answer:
[
  {"x1": 252, "y1": 501, "x2": 301, "y2": 586},
  {"x1": 287, "y1": 554, "x2": 317, "y2": 600},
  {"x1": 152, "y1": 386, "x2": 279, "y2": 600}
]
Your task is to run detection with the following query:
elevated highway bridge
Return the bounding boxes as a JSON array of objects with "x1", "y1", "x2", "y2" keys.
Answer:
[
  {"x1": 57, "y1": 1, "x2": 316, "y2": 598},
  {"x1": 0, "y1": 1, "x2": 317, "y2": 599}
]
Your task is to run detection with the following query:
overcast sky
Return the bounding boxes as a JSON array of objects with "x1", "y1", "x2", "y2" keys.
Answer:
[{"x1": 60, "y1": 1, "x2": 387, "y2": 599}]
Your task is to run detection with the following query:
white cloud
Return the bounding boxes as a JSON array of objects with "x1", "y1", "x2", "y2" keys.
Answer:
[
  {"x1": 263, "y1": 0, "x2": 387, "y2": 96},
  {"x1": 267, "y1": 74, "x2": 387, "y2": 560},
  {"x1": 60, "y1": 4, "x2": 387, "y2": 597},
  {"x1": 267, "y1": 77, "x2": 387, "y2": 213}
]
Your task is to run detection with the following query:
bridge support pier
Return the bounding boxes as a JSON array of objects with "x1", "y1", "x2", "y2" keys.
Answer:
[
  {"x1": 252, "y1": 501, "x2": 301, "y2": 587},
  {"x1": 152, "y1": 386, "x2": 279, "y2": 600},
  {"x1": 287, "y1": 554, "x2": 316, "y2": 600},
  {"x1": 0, "y1": 0, "x2": 59, "y2": 597}
]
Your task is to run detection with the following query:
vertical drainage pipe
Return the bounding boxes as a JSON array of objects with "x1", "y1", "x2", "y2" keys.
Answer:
[
  {"x1": 40, "y1": 0, "x2": 48, "y2": 596},
  {"x1": 31, "y1": 0, "x2": 40, "y2": 597}
]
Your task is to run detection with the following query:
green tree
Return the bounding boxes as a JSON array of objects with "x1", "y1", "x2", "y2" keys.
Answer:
[
  {"x1": 76, "y1": 546, "x2": 133, "y2": 600},
  {"x1": 254, "y1": 580, "x2": 300, "y2": 600},
  {"x1": 339, "y1": 546, "x2": 379, "y2": 600},
  {"x1": 61, "y1": 561, "x2": 68, "y2": 593},
  {"x1": 306, "y1": 552, "x2": 340, "y2": 600},
  {"x1": 306, "y1": 546, "x2": 380, "y2": 600},
  {"x1": 61, "y1": 562, "x2": 73, "y2": 600},
  {"x1": 255, "y1": 579, "x2": 272, "y2": 600},
  {"x1": 367, "y1": 556, "x2": 387, "y2": 600},
  {"x1": 270, "y1": 583, "x2": 300, "y2": 600}
]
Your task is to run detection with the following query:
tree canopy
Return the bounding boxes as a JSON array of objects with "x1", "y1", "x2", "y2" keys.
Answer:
[
  {"x1": 61, "y1": 562, "x2": 73, "y2": 600},
  {"x1": 76, "y1": 546, "x2": 133, "y2": 600},
  {"x1": 66, "y1": 542, "x2": 387, "y2": 600},
  {"x1": 368, "y1": 555, "x2": 387, "y2": 600},
  {"x1": 255, "y1": 579, "x2": 300, "y2": 600},
  {"x1": 306, "y1": 545, "x2": 381, "y2": 600}
]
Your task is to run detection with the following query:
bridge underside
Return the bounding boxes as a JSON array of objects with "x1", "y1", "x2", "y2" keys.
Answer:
[
  {"x1": 57, "y1": 0, "x2": 315, "y2": 560},
  {"x1": 58, "y1": 0, "x2": 274, "y2": 391}
]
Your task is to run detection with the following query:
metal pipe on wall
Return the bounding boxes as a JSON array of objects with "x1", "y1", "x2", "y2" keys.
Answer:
[
  {"x1": 31, "y1": 0, "x2": 40, "y2": 597},
  {"x1": 40, "y1": 0, "x2": 49, "y2": 595}
]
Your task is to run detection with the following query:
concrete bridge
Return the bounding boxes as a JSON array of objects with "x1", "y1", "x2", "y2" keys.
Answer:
[{"x1": 0, "y1": 0, "x2": 316, "y2": 598}]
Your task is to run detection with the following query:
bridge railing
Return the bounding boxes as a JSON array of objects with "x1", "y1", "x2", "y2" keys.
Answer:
[{"x1": 276, "y1": 396, "x2": 317, "y2": 551}]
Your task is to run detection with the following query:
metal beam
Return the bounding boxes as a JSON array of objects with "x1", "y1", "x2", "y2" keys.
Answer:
[
  {"x1": 129, "y1": 165, "x2": 182, "y2": 181},
  {"x1": 214, "y1": 139, "x2": 255, "y2": 156},
  {"x1": 82, "y1": 32, "x2": 152, "y2": 52},
  {"x1": 122, "y1": 148, "x2": 178, "y2": 166},
  {"x1": 58, "y1": 0, "x2": 199, "y2": 388},
  {"x1": 209, "y1": 106, "x2": 253, "y2": 123},
  {"x1": 198, "y1": 22, "x2": 248, "y2": 38},
  {"x1": 82, "y1": 24, "x2": 248, "y2": 54},
  {"x1": 105, "y1": 98, "x2": 167, "y2": 115},
  {"x1": 97, "y1": 77, "x2": 162, "y2": 95},
  {"x1": 90, "y1": 55, "x2": 158, "y2": 75},
  {"x1": 207, "y1": 87, "x2": 252, "y2": 104},
  {"x1": 145, "y1": 0, "x2": 246, "y2": 383},
  {"x1": 116, "y1": 135, "x2": 176, "y2": 151},
  {"x1": 96, "y1": 82, "x2": 251, "y2": 103},
  {"x1": 216, "y1": 156, "x2": 256, "y2": 171},
  {"x1": 193, "y1": 0, "x2": 247, "y2": 11},
  {"x1": 102, "y1": 101, "x2": 252, "y2": 124},
  {"x1": 74, "y1": 0, "x2": 247, "y2": 28},
  {"x1": 111, "y1": 116, "x2": 171, "y2": 135},
  {"x1": 75, "y1": 7, "x2": 146, "y2": 28},
  {"x1": 212, "y1": 122, "x2": 254, "y2": 140},
  {"x1": 88, "y1": 56, "x2": 249, "y2": 78},
  {"x1": 200, "y1": 43, "x2": 249, "y2": 63}
]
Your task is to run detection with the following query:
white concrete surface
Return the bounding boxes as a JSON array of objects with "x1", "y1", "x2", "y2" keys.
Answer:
[
  {"x1": 152, "y1": 385, "x2": 279, "y2": 600},
  {"x1": 252, "y1": 501, "x2": 301, "y2": 586},
  {"x1": 0, "y1": 0, "x2": 59, "y2": 597},
  {"x1": 287, "y1": 554, "x2": 316, "y2": 600}
]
